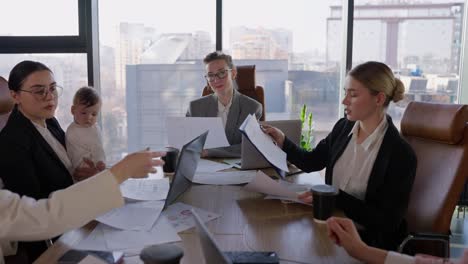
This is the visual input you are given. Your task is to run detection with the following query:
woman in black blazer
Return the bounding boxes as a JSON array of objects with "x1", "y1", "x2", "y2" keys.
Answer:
[
  {"x1": 0, "y1": 61, "x2": 101, "y2": 261},
  {"x1": 264, "y1": 61, "x2": 417, "y2": 250}
]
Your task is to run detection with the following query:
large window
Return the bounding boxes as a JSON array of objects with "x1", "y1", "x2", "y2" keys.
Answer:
[
  {"x1": 350, "y1": 1, "x2": 464, "y2": 127},
  {"x1": 224, "y1": 0, "x2": 343, "y2": 144},
  {"x1": 0, "y1": 0, "x2": 79, "y2": 36},
  {"x1": 99, "y1": 0, "x2": 216, "y2": 163},
  {"x1": 1, "y1": 0, "x2": 467, "y2": 165}
]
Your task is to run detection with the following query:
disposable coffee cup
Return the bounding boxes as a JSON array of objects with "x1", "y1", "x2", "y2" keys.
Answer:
[
  {"x1": 311, "y1": 184, "x2": 339, "y2": 224},
  {"x1": 161, "y1": 147, "x2": 179, "y2": 173}
]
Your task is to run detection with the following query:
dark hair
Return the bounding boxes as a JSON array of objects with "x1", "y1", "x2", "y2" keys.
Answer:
[
  {"x1": 348, "y1": 61, "x2": 405, "y2": 106},
  {"x1": 8, "y1": 60, "x2": 52, "y2": 92},
  {"x1": 73, "y1": 86, "x2": 101, "y2": 107},
  {"x1": 203, "y1": 51, "x2": 235, "y2": 69}
]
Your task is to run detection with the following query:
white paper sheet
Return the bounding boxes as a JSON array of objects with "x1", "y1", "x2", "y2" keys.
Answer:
[
  {"x1": 75, "y1": 224, "x2": 109, "y2": 251},
  {"x1": 102, "y1": 216, "x2": 181, "y2": 250},
  {"x1": 120, "y1": 178, "x2": 169, "y2": 201},
  {"x1": 243, "y1": 171, "x2": 298, "y2": 198},
  {"x1": 239, "y1": 114, "x2": 289, "y2": 172},
  {"x1": 166, "y1": 117, "x2": 229, "y2": 150},
  {"x1": 192, "y1": 170, "x2": 256, "y2": 185},
  {"x1": 196, "y1": 159, "x2": 233, "y2": 173},
  {"x1": 221, "y1": 158, "x2": 242, "y2": 169},
  {"x1": 162, "y1": 202, "x2": 220, "y2": 232},
  {"x1": 75, "y1": 216, "x2": 181, "y2": 252},
  {"x1": 96, "y1": 200, "x2": 164, "y2": 231},
  {"x1": 263, "y1": 180, "x2": 315, "y2": 205}
]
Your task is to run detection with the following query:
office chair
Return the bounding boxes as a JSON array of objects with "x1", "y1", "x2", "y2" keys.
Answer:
[
  {"x1": 399, "y1": 101, "x2": 468, "y2": 258},
  {"x1": 202, "y1": 65, "x2": 266, "y2": 121},
  {"x1": 0, "y1": 76, "x2": 14, "y2": 131}
]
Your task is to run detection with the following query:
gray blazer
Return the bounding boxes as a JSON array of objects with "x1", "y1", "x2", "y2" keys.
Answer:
[{"x1": 186, "y1": 89, "x2": 262, "y2": 157}]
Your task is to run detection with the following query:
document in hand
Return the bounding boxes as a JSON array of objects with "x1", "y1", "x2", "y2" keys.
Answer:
[
  {"x1": 166, "y1": 117, "x2": 230, "y2": 150},
  {"x1": 239, "y1": 114, "x2": 289, "y2": 172},
  {"x1": 243, "y1": 171, "x2": 309, "y2": 204}
]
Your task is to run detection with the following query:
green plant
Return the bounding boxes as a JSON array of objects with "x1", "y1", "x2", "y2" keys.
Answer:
[{"x1": 300, "y1": 104, "x2": 314, "y2": 151}]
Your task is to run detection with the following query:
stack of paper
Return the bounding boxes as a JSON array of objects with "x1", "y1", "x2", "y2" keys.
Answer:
[{"x1": 75, "y1": 179, "x2": 221, "y2": 252}]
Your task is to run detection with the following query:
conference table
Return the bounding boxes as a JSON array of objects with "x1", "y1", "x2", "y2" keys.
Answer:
[{"x1": 35, "y1": 167, "x2": 359, "y2": 264}]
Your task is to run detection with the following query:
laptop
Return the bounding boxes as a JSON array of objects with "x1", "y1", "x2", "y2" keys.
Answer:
[
  {"x1": 240, "y1": 119, "x2": 301, "y2": 170},
  {"x1": 192, "y1": 209, "x2": 279, "y2": 264},
  {"x1": 164, "y1": 131, "x2": 208, "y2": 208}
]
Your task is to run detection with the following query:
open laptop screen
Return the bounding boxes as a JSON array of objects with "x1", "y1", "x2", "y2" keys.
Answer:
[{"x1": 165, "y1": 131, "x2": 208, "y2": 207}]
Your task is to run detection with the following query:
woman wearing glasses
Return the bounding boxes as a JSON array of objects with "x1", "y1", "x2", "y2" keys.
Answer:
[
  {"x1": 0, "y1": 60, "x2": 101, "y2": 260},
  {"x1": 186, "y1": 51, "x2": 262, "y2": 158}
]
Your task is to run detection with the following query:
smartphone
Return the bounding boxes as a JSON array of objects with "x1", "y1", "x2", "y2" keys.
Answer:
[{"x1": 58, "y1": 249, "x2": 124, "y2": 264}]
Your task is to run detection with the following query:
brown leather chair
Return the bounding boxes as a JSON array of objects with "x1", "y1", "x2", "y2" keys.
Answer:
[
  {"x1": 399, "y1": 101, "x2": 468, "y2": 257},
  {"x1": 0, "y1": 76, "x2": 14, "y2": 131},
  {"x1": 202, "y1": 65, "x2": 266, "y2": 121}
]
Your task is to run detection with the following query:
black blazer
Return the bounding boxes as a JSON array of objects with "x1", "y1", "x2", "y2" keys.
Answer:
[
  {"x1": 283, "y1": 115, "x2": 417, "y2": 250},
  {"x1": 0, "y1": 106, "x2": 73, "y2": 199}
]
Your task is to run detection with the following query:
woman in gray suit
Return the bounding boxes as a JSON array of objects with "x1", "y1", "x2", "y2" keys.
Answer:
[{"x1": 186, "y1": 51, "x2": 262, "y2": 158}]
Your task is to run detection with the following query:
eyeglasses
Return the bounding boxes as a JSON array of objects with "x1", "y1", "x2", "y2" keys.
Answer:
[
  {"x1": 204, "y1": 69, "x2": 231, "y2": 82},
  {"x1": 19, "y1": 85, "x2": 63, "y2": 100}
]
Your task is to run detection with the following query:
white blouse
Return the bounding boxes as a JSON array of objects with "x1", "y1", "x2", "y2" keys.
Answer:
[
  {"x1": 217, "y1": 95, "x2": 233, "y2": 129},
  {"x1": 332, "y1": 117, "x2": 388, "y2": 200},
  {"x1": 32, "y1": 122, "x2": 73, "y2": 175}
]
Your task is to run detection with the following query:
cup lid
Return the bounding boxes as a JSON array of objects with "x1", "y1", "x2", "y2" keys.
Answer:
[{"x1": 310, "y1": 184, "x2": 338, "y2": 196}]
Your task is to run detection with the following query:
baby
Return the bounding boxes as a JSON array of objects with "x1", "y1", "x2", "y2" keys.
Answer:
[{"x1": 66, "y1": 86, "x2": 106, "y2": 173}]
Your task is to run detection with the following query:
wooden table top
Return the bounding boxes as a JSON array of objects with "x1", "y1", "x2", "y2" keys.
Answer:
[{"x1": 35, "y1": 171, "x2": 359, "y2": 264}]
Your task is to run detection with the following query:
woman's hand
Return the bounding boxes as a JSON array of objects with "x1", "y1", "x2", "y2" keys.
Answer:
[
  {"x1": 326, "y1": 217, "x2": 367, "y2": 260},
  {"x1": 298, "y1": 191, "x2": 313, "y2": 204},
  {"x1": 260, "y1": 124, "x2": 285, "y2": 148},
  {"x1": 110, "y1": 151, "x2": 165, "y2": 184}
]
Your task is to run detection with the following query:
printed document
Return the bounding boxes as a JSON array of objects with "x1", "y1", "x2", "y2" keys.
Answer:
[
  {"x1": 239, "y1": 114, "x2": 289, "y2": 172},
  {"x1": 96, "y1": 200, "x2": 164, "y2": 231},
  {"x1": 162, "y1": 202, "x2": 220, "y2": 232},
  {"x1": 166, "y1": 117, "x2": 229, "y2": 150},
  {"x1": 120, "y1": 178, "x2": 169, "y2": 201}
]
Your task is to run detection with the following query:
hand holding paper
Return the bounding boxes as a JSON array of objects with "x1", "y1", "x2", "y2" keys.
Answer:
[{"x1": 239, "y1": 114, "x2": 289, "y2": 172}]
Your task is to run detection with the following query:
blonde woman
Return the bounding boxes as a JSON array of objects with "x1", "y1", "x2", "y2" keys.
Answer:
[{"x1": 263, "y1": 61, "x2": 417, "y2": 250}]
